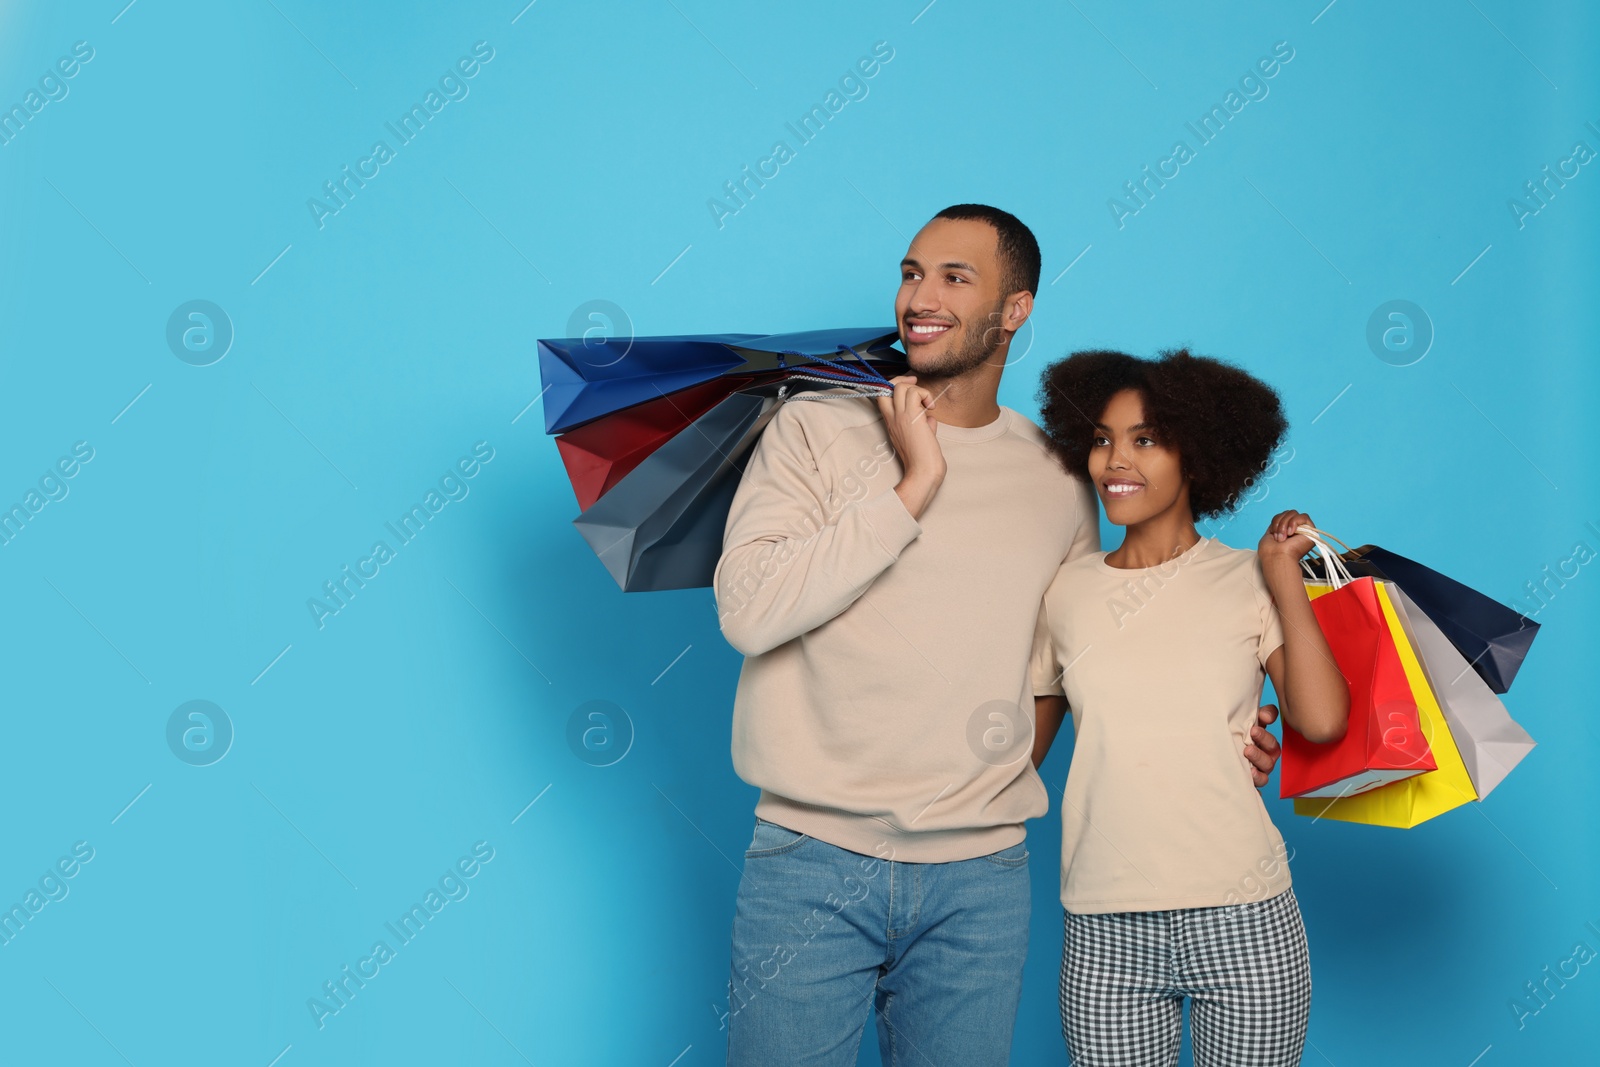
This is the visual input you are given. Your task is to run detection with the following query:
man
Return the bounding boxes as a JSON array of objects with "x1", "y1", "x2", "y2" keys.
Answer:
[{"x1": 713, "y1": 204, "x2": 1282, "y2": 1064}]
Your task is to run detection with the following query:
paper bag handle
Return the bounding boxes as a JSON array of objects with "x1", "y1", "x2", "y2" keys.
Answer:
[{"x1": 1297, "y1": 524, "x2": 1354, "y2": 589}]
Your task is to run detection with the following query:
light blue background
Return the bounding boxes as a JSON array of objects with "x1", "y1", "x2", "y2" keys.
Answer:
[{"x1": 1, "y1": 1, "x2": 1596, "y2": 1064}]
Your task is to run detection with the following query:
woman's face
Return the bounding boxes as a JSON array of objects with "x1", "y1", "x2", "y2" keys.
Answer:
[{"x1": 1086, "y1": 388, "x2": 1190, "y2": 527}]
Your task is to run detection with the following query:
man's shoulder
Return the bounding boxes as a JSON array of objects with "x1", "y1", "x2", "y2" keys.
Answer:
[
  {"x1": 1003, "y1": 407, "x2": 1051, "y2": 447},
  {"x1": 769, "y1": 390, "x2": 885, "y2": 453},
  {"x1": 996, "y1": 409, "x2": 1091, "y2": 511}
]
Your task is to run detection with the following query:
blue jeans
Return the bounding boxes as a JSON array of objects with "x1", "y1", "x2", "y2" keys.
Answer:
[{"x1": 725, "y1": 818, "x2": 1031, "y2": 1067}]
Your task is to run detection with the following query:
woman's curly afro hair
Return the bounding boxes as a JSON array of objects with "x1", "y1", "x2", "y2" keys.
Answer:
[{"x1": 1036, "y1": 348, "x2": 1288, "y2": 520}]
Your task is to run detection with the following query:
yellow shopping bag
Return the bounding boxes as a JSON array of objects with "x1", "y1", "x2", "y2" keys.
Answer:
[{"x1": 1294, "y1": 581, "x2": 1479, "y2": 828}]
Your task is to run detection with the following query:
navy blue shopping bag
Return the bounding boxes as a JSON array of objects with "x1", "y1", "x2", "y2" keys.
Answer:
[{"x1": 1338, "y1": 544, "x2": 1540, "y2": 694}]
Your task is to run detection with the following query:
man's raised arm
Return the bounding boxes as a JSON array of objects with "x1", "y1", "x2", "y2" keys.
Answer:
[{"x1": 713, "y1": 400, "x2": 922, "y2": 657}]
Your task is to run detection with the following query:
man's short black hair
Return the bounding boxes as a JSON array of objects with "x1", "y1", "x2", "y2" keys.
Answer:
[{"x1": 932, "y1": 203, "x2": 1041, "y2": 297}]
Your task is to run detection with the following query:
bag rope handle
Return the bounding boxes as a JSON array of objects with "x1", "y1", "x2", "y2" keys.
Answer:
[
  {"x1": 776, "y1": 348, "x2": 882, "y2": 384},
  {"x1": 779, "y1": 373, "x2": 893, "y2": 400},
  {"x1": 833, "y1": 343, "x2": 896, "y2": 384},
  {"x1": 1296, "y1": 524, "x2": 1354, "y2": 589}
]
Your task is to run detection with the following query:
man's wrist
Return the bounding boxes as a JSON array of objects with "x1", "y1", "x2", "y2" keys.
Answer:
[{"x1": 895, "y1": 474, "x2": 940, "y2": 519}]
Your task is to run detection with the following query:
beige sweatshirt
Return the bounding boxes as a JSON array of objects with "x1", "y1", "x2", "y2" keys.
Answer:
[{"x1": 714, "y1": 390, "x2": 1098, "y2": 863}]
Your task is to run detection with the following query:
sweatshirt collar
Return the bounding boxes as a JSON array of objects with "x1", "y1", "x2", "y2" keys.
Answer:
[{"x1": 934, "y1": 406, "x2": 1011, "y2": 443}]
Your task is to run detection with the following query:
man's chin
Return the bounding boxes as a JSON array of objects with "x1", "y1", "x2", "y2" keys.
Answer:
[
  {"x1": 906, "y1": 348, "x2": 989, "y2": 381},
  {"x1": 903, "y1": 344, "x2": 955, "y2": 377}
]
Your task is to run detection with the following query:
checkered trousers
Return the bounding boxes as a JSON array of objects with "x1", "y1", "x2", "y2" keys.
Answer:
[{"x1": 1059, "y1": 887, "x2": 1311, "y2": 1066}]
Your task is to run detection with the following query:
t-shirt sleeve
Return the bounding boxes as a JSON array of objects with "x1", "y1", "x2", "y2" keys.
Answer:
[{"x1": 1250, "y1": 552, "x2": 1286, "y2": 669}]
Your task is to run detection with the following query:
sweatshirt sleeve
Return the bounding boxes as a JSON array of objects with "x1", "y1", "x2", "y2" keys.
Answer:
[
  {"x1": 1031, "y1": 478, "x2": 1097, "y2": 696},
  {"x1": 713, "y1": 403, "x2": 922, "y2": 656},
  {"x1": 1063, "y1": 475, "x2": 1101, "y2": 562}
]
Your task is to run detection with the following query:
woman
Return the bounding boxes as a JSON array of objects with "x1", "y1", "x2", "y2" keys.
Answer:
[{"x1": 1032, "y1": 348, "x2": 1349, "y2": 1066}]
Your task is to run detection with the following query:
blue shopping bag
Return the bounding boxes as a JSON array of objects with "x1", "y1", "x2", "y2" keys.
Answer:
[{"x1": 537, "y1": 326, "x2": 902, "y2": 433}]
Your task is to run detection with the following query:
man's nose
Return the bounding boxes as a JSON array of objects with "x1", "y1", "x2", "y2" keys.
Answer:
[{"x1": 905, "y1": 281, "x2": 939, "y2": 315}]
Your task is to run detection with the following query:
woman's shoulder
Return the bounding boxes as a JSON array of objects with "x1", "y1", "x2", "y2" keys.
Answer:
[
  {"x1": 1199, "y1": 537, "x2": 1267, "y2": 567},
  {"x1": 1201, "y1": 539, "x2": 1278, "y2": 601},
  {"x1": 1043, "y1": 551, "x2": 1110, "y2": 600}
]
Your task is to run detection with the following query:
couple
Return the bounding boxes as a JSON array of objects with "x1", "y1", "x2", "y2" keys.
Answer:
[{"x1": 712, "y1": 205, "x2": 1350, "y2": 1066}]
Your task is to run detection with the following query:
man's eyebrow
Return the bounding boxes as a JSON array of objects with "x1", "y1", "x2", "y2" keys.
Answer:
[{"x1": 900, "y1": 257, "x2": 980, "y2": 273}]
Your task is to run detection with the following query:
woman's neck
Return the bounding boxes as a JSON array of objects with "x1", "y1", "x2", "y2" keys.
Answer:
[{"x1": 1105, "y1": 510, "x2": 1202, "y2": 569}]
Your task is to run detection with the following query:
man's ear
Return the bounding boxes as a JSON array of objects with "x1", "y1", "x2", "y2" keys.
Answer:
[{"x1": 1006, "y1": 289, "x2": 1034, "y2": 331}]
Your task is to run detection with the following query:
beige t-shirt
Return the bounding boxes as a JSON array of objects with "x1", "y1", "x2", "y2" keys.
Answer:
[
  {"x1": 1034, "y1": 536, "x2": 1291, "y2": 913},
  {"x1": 716, "y1": 392, "x2": 1099, "y2": 863}
]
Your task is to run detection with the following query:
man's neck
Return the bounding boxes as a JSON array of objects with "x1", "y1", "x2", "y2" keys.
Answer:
[{"x1": 914, "y1": 365, "x2": 1004, "y2": 428}]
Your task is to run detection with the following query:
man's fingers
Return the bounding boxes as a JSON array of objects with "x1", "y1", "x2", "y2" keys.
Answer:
[
  {"x1": 1243, "y1": 743, "x2": 1273, "y2": 773},
  {"x1": 1256, "y1": 703, "x2": 1279, "y2": 726},
  {"x1": 1252, "y1": 726, "x2": 1281, "y2": 758},
  {"x1": 896, "y1": 378, "x2": 918, "y2": 420}
]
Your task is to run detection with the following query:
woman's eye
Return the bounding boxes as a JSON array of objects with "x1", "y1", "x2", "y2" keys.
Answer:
[
  {"x1": 1136, "y1": 436, "x2": 1155, "y2": 447},
  {"x1": 1091, "y1": 436, "x2": 1109, "y2": 447}
]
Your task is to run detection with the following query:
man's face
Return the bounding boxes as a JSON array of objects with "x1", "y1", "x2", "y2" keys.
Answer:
[{"x1": 895, "y1": 218, "x2": 1010, "y2": 379}]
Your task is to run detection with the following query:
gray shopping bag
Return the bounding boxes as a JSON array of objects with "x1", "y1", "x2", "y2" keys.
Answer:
[
  {"x1": 572, "y1": 391, "x2": 779, "y2": 592},
  {"x1": 1384, "y1": 583, "x2": 1536, "y2": 798}
]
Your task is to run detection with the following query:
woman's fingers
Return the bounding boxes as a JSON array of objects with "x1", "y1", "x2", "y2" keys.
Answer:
[{"x1": 1269, "y1": 509, "x2": 1316, "y2": 541}]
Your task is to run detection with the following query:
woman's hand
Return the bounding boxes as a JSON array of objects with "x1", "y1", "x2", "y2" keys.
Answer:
[
  {"x1": 1258, "y1": 508, "x2": 1351, "y2": 745},
  {"x1": 1258, "y1": 509, "x2": 1317, "y2": 569},
  {"x1": 875, "y1": 375, "x2": 947, "y2": 519}
]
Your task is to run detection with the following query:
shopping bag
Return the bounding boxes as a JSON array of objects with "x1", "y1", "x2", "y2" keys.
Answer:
[
  {"x1": 1336, "y1": 544, "x2": 1539, "y2": 693},
  {"x1": 571, "y1": 388, "x2": 792, "y2": 592},
  {"x1": 1294, "y1": 580, "x2": 1479, "y2": 828},
  {"x1": 538, "y1": 326, "x2": 904, "y2": 433},
  {"x1": 1384, "y1": 584, "x2": 1535, "y2": 798},
  {"x1": 555, "y1": 376, "x2": 757, "y2": 510},
  {"x1": 1279, "y1": 533, "x2": 1435, "y2": 799}
]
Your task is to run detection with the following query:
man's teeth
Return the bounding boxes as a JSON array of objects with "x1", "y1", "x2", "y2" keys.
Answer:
[
  {"x1": 911, "y1": 324, "x2": 950, "y2": 334},
  {"x1": 1105, "y1": 483, "x2": 1141, "y2": 495}
]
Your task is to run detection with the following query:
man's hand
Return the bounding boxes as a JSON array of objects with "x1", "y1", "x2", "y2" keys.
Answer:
[
  {"x1": 1245, "y1": 703, "x2": 1282, "y2": 788},
  {"x1": 875, "y1": 375, "x2": 946, "y2": 519}
]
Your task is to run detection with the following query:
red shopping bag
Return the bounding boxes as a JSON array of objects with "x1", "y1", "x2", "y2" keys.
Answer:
[
  {"x1": 555, "y1": 376, "x2": 755, "y2": 510},
  {"x1": 1279, "y1": 541, "x2": 1437, "y2": 798}
]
